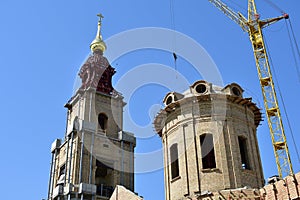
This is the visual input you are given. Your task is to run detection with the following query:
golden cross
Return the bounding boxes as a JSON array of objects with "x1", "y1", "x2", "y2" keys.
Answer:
[{"x1": 97, "y1": 13, "x2": 104, "y2": 23}]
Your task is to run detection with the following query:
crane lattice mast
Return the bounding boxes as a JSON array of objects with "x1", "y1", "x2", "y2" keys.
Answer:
[{"x1": 208, "y1": 0, "x2": 293, "y2": 178}]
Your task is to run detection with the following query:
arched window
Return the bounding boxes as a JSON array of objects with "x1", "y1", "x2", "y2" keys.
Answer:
[
  {"x1": 170, "y1": 143, "x2": 179, "y2": 179},
  {"x1": 238, "y1": 136, "x2": 250, "y2": 169},
  {"x1": 200, "y1": 134, "x2": 216, "y2": 169},
  {"x1": 98, "y1": 113, "x2": 108, "y2": 130}
]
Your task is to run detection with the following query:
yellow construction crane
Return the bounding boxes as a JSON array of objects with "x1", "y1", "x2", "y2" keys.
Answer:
[{"x1": 208, "y1": 0, "x2": 293, "y2": 178}]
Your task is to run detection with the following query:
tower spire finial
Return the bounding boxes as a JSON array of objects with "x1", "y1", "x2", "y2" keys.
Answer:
[
  {"x1": 97, "y1": 13, "x2": 104, "y2": 23},
  {"x1": 90, "y1": 13, "x2": 107, "y2": 53}
]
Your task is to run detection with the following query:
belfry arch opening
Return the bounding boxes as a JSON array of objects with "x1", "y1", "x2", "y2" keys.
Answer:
[
  {"x1": 95, "y1": 159, "x2": 114, "y2": 197},
  {"x1": 98, "y1": 113, "x2": 108, "y2": 131}
]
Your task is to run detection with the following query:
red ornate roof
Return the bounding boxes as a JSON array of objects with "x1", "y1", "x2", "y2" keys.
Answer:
[{"x1": 78, "y1": 50, "x2": 115, "y2": 95}]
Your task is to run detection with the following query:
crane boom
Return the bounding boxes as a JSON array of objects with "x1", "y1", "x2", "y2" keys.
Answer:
[
  {"x1": 208, "y1": 0, "x2": 293, "y2": 178},
  {"x1": 208, "y1": 0, "x2": 247, "y2": 31}
]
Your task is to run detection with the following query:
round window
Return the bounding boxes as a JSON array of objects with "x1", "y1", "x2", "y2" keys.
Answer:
[
  {"x1": 166, "y1": 96, "x2": 173, "y2": 105},
  {"x1": 232, "y1": 87, "x2": 241, "y2": 96},
  {"x1": 195, "y1": 84, "x2": 207, "y2": 94}
]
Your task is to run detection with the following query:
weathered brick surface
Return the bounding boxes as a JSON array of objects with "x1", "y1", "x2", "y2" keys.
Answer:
[
  {"x1": 260, "y1": 172, "x2": 300, "y2": 200},
  {"x1": 181, "y1": 172, "x2": 300, "y2": 199}
]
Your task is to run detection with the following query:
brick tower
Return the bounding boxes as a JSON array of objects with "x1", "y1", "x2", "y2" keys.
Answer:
[
  {"x1": 154, "y1": 80, "x2": 264, "y2": 200},
  {"x1": 47, "y1": 14, "x2": 136, "y2": 200}
]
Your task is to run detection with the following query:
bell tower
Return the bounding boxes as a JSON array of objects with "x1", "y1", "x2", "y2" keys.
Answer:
[{"x1": 47, "y1": 14, "x2": 136, "y2": 200}]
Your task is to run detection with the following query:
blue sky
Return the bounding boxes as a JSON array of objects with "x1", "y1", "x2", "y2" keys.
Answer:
[{"x1": 0, "y1": 0, "x2": 299, "y2": 199}]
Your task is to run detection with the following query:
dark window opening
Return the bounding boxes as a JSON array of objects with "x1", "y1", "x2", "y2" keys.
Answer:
[
  {"x1": 170, "y1": 144, "x2": 179, "y2": 179},
  {"x1": 98, "y1": 113, "x2": 108, "y2": 130},
  {"x1": 57, "y1": 164, "x2": 66, "y2": 186},
  {"x1": 166, "y1": 96, "x2": 173, "y2": 105},
  {"x1": 95, "y1": 160, "x2": 114, "y2": 197},
  {"x1": 59, "y1": 164, "x2": 65, "y2": 176},
  {"x1": 195, "y1": 84, "x2": 207, "y2": 94},
  {"x1": 232, "y1": 87, "x2": 241, "y2": 96},
  {"x1": 96, "y1": 161, "x2": 108, "y2": 178},
  {"x1": 238, "y1": 136, "x2": 250, "y2": 170},
  {"x1": 200, "y1": 134, "x2": 216, "y2": 169}
]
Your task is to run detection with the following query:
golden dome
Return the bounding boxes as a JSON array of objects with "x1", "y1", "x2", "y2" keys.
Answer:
[{"x1": 90, "y1": 14, "x2": 107, "y2": 53}]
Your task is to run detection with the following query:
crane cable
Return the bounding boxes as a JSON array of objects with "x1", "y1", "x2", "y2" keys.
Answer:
[
  {"x1": 263, "y1": 0, "x2": 300, "y2": 82},
  {"x1": 262, "y1": 0, "x2": 285, "y2": 14},
  {"x1": 227, "y1": 0, "x2": 247, "y2": 13},
  {"x1": 265, "y1": 38, "x2": 300, "y2": 164},
  {"x1": 262, "y1": 0, "x2": 300, "y2": 163},
  {"x1": 285, "y1": 19, "x2": 300, "y2": 83},
  {"x1": 169, "y1": 0, "x2": 178, "y2": 76}
]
